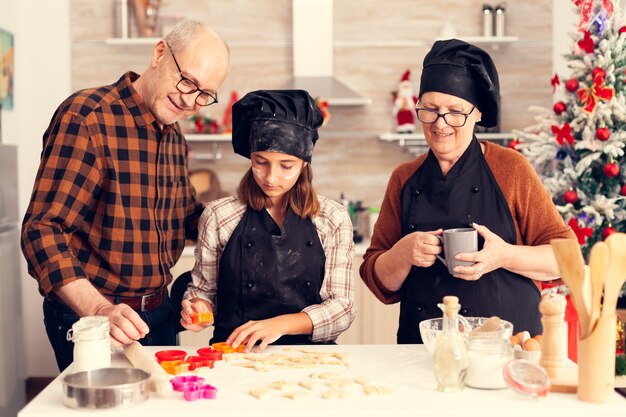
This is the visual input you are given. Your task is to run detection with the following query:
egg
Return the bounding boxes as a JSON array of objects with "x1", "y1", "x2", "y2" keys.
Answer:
[
  {"x1": 479, "y1": 316, "x2": 502, "y2": 332},
  {"x1": 510, "y1": 335, "x2": 521, "y2": 346},
  {"x1": 522, "y1": 338, "x2": 541, "y2": 351},
  {"x1": 532, "y1": 334, "x2": 542, "y2": 344}
]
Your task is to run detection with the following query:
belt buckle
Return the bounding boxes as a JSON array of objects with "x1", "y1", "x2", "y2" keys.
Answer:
[{"x1": 141, "y1": 291, "x2": 156, "y2": 312}]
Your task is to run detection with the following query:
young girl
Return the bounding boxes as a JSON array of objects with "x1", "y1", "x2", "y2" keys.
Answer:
[{"x1": 180, "y1": 90, "x2": 356, "y2": 351}]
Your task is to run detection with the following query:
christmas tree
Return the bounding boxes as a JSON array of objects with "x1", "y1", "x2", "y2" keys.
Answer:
[{"x1": 514, "y1": 0, "x2": 626, "y2": 261}]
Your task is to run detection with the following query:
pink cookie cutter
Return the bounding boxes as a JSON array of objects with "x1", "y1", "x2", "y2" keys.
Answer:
[
  {"x1": 183, "y1": 384, "x2": 218, "y2": 401},
  {"x1": 170, "y1": 376, "x2": 205, "y2": 392}
]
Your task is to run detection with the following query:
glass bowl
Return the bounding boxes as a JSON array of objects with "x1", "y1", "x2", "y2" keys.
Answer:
[{"x1": 419, "y1": 316, "x2": 514, "y2": 355}]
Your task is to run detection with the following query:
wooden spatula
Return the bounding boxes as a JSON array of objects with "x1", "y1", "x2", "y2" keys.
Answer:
[
  {"x1": 588, "y1": 241, "x2": 609, "y2": 337},
  {"x1": 602, "y1": 233, "x2": 626, "y2": 317},
  {"x1": 551, "y1": 238, "x2": 590, "y2": 337}
]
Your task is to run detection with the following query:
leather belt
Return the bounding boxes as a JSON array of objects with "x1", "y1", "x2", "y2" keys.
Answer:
[{"x1": 104, "y1": 287, "x2": 166, "y2": 312}]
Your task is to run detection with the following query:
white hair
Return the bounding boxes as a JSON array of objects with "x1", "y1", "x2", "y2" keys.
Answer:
[{"x1": 163, "y1": 19, "x2": 229, "y2": 55}]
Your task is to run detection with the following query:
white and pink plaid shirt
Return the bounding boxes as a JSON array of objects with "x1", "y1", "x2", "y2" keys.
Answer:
[{"x1": 185, "y1": 195, "x2": 356, "y2": 342}]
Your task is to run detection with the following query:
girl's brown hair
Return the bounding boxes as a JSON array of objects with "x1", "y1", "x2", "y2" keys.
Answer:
[{"x1": 237, "y1": 163, "x2": 320, "y2": 218}]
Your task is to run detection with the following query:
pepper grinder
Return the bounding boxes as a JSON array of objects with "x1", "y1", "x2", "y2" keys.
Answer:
[
  {"x1": 495, "y1": 4, "x2": 506, "y2": 37},
  {"x1": 539, "y1": 294, "x2": 566, "y2": 379}
]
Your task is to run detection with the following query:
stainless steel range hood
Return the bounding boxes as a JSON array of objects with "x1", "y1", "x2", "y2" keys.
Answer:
[{"x1": 285, "y1": 0, "x2": 371, "y2": 106}]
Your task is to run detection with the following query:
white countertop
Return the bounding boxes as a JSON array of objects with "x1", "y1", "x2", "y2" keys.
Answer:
[{"x1": 18, "y1": 344, "x2": 625, "y2": 417}]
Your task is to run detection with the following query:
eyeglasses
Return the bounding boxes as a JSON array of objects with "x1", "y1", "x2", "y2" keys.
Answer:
[
  {"x1": 166, "y1": 43, "x2": 218, "y2": 107},
  {"x1": 415, "y1": 106, "x2": 475, "y2": 128}
]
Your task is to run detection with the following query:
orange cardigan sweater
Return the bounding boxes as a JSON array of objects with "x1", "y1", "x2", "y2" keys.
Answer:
[{"x1": 360, "y1": 141, "x2": 575, "y2": 304}]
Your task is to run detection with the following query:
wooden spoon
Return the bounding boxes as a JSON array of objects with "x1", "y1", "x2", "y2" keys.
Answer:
[
  {"x1": 602, "y1": 233, "x2": 626, "y2": 317},
  {"x1": 587, "y1": 241, "x2": 609, "y2": 336},
  {"x1": 550, "y1": 238, "x2": 590, "y2": 336}
]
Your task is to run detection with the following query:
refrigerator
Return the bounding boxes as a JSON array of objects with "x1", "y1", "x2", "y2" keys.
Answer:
[{"x1": 0, "y1": 144, "x2": 25, "y2": 416}]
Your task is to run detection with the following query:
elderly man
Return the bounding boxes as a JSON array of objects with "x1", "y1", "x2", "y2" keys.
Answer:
[{"x1": 21, "y1": 20, "x2": 229, "y2": 371}]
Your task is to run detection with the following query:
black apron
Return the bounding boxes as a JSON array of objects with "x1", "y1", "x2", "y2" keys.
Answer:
[
  {"x1": 398, "y1": 138, "x2": 541, "y2": 343},
  {"x1": 213, "y1": 206, "x2": 326, "y2": 345}
]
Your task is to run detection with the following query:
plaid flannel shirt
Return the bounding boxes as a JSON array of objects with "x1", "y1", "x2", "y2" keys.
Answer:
[
  {"x1": 21, "y1": 72, "x2": 204, "y2": 298},
  {"x1": 186, "y1": 196, "x2": 357, "y2": 342}
]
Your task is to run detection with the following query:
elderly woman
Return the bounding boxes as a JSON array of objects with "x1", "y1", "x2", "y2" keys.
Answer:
[
  {"x1": 360, "y1": 39, "x2": 575, "y2": 343},
  {"x1": 181, "y1": 90, "x2": 356, "y2": 351}
]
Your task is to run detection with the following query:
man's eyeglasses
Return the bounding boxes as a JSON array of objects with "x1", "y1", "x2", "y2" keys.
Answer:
[
  {"x1": 414, "y1": 106, "x2": 475, "y2": 128},
  {"x1": 166, "y1": 43, "x2": 218, "y2": 107}
]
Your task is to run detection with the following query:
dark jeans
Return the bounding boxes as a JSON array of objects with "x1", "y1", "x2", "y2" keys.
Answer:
[{"x1": 43, "y1": 295, "x2": 177, "y2": 372}]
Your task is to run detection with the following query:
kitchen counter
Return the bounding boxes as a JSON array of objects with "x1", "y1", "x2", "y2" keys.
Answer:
[{"x1": 19, "y1": 345, "x2": 625, "y2": 417}]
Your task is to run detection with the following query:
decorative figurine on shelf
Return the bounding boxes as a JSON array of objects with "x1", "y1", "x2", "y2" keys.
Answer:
[
  {"x1": 392, "y1": 70, "x2": 418, "y2": 133},
  {"x1": 221, "y1": 91, "x2": 238, "y2": 133},
  {"x1": 188, "y1": 112, "x2": 220, "y2": 134},
  {"x1": 316, "y1": 98, "x2": 331, "y2": 127},
  {"x1": 130, "y1": 0, "x2": 161, "y2": 37}
]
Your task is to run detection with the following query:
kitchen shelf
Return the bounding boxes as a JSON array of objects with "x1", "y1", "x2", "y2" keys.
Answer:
[
  {"x1": 185, "y1": 133, "x2": 231, "y2": 142},
  {"x1": 379, "y1": 132, "x2": 515, "y2": 155},
  {"x1": 104, "y1": 37, "x2": 161, "y2": 45}
]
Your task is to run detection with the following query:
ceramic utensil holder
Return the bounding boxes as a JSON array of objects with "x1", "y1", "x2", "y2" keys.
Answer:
[{"x1": 578, "y1": 314, "x2": 616, "y2": 403}]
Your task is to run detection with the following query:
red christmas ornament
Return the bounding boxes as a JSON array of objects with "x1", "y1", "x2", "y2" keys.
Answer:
[
  {"x1": 508, "y1": 139, "x2": 521, "y2": 151},
  {"x1": 602, "y1": 227, "x2": 617, "y2": 240},
  {"x1": 553, "y1": 101, "x2": 566, "y2": 115},
  {"x1": 621, "y1": 184, "x2": 626, "y2": 196},
  {"x1": 565, "y1": 79, "x2": 579, "y2": 92},
  {"x1": 604, "y1": 162, "x2": 620, "y2": 178},
  {"x1": 595, "y1": 127, "x2": 610, "y2": 141},
  {"x1": 563, "y1": 189, "x2": 578, "y2": 204},
  {"x1": 619, "y1": 26, "x2": 626, "y2": 34},
  {"x1": 591, "y1": 67, "x2": 606, "y2": 79}
]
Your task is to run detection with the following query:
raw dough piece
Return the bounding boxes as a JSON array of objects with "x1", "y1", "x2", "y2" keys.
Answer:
[
  {"x1": 318, "y1": 372, "x2": 342, "y2": 380},
  {"x1": 322, "y1": 389, "x2": 349, "y2": 399},
  {"x1": 298, "y1": 380, "x2": 318, "y2": 390},
  {"x1": 353, "y1": 376, "x2": 371, "y2": 385},
  {"x1": 268, "y1": 380, "x2": 298, "y2": 391},
  {"x1": 283, "y1": 390, "x2": 310, "y2": 400},
  {"x1": 363, "y1": 385, "x2": 393, "y2": 396},
  {"x1": 249, "y1": 388, "x2": 271, "y2": 399},
  {"x1": 325, "y1": 379, "x2": 353, "y2": 389}
]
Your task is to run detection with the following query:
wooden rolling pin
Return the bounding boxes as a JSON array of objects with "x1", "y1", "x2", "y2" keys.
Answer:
[{"x1": 123, "y1": 341, "x2": 173, "y2": 397}]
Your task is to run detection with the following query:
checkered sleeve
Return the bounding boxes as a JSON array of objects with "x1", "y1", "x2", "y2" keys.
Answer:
[
  {"x1": 21, "y1": 112, "x2": 103, "y2": 296},
  {"x1": 185, "y1": 197, "x2": 244, "y2": 312},
  {"x1": 303, "y1": 198, "x2": 356, "y2": 342}
]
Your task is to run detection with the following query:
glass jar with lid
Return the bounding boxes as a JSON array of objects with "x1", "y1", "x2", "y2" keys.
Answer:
[
  {"x1": 66, "y1": 316, "x2": 111, "y2": 373},
  {"x1": 465, "y1": 334, "x2": 513, "y2": 389}
]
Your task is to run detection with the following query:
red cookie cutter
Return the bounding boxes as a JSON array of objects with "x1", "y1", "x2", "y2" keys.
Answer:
[
  {"x1": 155, "y1": 349, "x2": 187, "y2": 363},
  {"x1": 185, "y1": 356, "x2": 215, "y2": 371},
  {"x1": 190, "y1": 312, "x2": 214, "y2": 324},
  {"x1": 197, "y1": 347, "x2": 223, "y2": 361}
]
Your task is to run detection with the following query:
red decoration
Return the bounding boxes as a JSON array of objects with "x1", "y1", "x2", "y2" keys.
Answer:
[
  {"x1": 221, "y1": 91, "x2": 238, "y2": 133},
  {"x1": 596, "y1": 127, "x2": 611, "y2": 141},
  {"x1": 602, "y1": 227, "x2": 617, "y2": 240},
  {"x1": 568, "y1": 218, "x2": 594, "y2": 245},
  {"x1": 572, "y1": 0, "x2": 614, "y2": 31},
  {"x1": 508, "y1": 139, "x2": 521, "y2": 151},
  {"x1": 621, "y1": 184, "x2": 626, "y2": 196},
  {"x1": 577, "y1": 72, "x2": 615, "y2": 113},
  {"x1": 564, "y1": 189, "x2": 578, "y2": 204},
  {"x1": 604, "y1": 162, "x2": 620, "y2": 178},
  {"x1": 591, "y1": 67, "x2": 606, "y2": 79},
  {"x1": 620, "y1": 26, "x2": 626, "y2": 34},
  {"x1": 577, "y1": 30, "x2": 595, "y2": 53},
  {"x1": 316, "y1": 98, "x2": 331, "y2": 127},
  {"x1": 551, "y1": 74, "x2": 560, "y2": 93},
  {"x1": 565, "y1": 78, "x2": 579, "y2": 92},
  {"x1": 553, "y1": 101, "x2": 566, "y2": 115},
  {"x1": 552, "y1": 123, "x2": 574, "y2": 146}
]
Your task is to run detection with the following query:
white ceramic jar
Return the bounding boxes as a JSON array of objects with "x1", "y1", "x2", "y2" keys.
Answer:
[
  {"x1": 465, "y1": 335, "x2": 512, "y2": 389},
  {"x1": 66, "y1": 316, "x2": 111, "y2": 373}
]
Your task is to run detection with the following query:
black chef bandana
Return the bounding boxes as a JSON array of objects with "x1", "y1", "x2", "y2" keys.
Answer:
[
  {"x1": 232, "y1": 90, "x2": 323, "y2": 163},
  {"x1": 418, "y1": 39, "x2": 500, "y2": 128}
]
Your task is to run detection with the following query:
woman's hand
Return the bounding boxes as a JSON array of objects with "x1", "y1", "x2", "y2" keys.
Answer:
[
  {"x1": 226, "y1": 317, "x2": 287, "y2": 353},
  {"x1": 180, "y1": 298, "x2": 213, "y2": 332},
  {"x1": 396, "y1": 229, "x2": 443, "y2": 269},
  {"x1": 453, "y1": 222, "x2": 510, "y2": 281}
]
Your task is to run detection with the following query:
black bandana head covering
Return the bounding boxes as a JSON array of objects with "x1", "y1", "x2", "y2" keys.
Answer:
[
  {"x1": 232, "y1": 90, "x2": 323, "y2": 163},
  {"x1": 418, "y1": 39, "x2": 500, "y2": 127}
]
